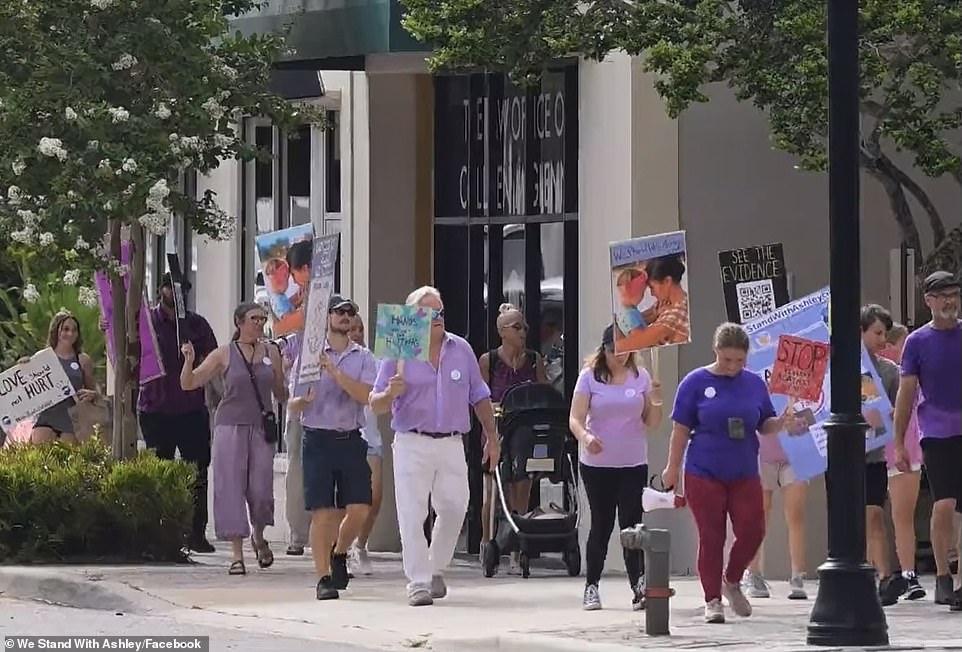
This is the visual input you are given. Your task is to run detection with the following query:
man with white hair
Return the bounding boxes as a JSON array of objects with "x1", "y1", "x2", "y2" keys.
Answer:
[{"x1": 370, "y1": 286, "x2": 500, "y2": 606}]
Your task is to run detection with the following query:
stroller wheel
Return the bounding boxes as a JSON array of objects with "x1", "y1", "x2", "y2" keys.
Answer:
[
  {"x1": 519, "y1": 552, "x2": 531, "y2": 579},
  {"x1": 482, "y1": 541, "x2": 500, "y2": 578},
  {"x1": 564, "y1": 546, "x2": 581, "y2": 577}
]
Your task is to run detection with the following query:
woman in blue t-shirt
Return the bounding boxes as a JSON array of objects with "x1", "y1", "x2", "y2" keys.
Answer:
[{"x1": 661, "y1": 322, "x2": 787, "y2": 624}]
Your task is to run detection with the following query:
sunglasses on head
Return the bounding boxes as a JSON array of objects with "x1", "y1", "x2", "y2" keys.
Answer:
[{"x1": 431, "y1": 308, "x2": 445, "y2": 321}]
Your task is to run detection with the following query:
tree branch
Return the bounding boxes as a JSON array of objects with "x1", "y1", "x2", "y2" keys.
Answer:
[
  {"x1": 861, "y1": 149, "x2": 924, "y2": 260},
  {"x1": 877, "y1": 152, "x2": 947, "y2": 245}
]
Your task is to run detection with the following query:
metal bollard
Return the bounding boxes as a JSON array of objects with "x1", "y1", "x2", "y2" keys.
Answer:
[{"x1": 621, "y1": 524, "x2": 673, "y2": 636}]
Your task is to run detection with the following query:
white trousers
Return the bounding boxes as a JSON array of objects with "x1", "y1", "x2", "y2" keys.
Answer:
[
  {"x1": 284, "y1": 417, "x2": 311, "y2": 547},
  {"x1": 393, "y1": 432, "x2": 470, "y2": 592}
]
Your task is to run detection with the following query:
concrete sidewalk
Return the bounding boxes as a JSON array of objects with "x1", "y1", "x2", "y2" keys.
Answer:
[{"x1": 1, "y1": 542, "x2": 960, "y2": 652}]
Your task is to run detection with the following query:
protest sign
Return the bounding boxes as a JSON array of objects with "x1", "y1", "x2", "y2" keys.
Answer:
[
  {"x1": 374, "y1": 304, "x2": 431, "y2": 361},
  {"x1": 744, "y1": 287, "x2": 893, "y2": 481},
  {"x1": 296, "y1": 234, "x2": 341, "y2": 385},
  {"x1": 95, "y1": 241, "x2": 165, "y2": 384},
  {"x1": 0, "y1": 349, "x2": 77, "y2": 433},
  {"x1": 255, "y1": 223, "x2": 314, "y2": 336},
  {"x1": 718, "y1": 243, "x2": 790, "y2": 323},
  {"x1": 166, "y1": 253, "x2": 189, "y2": 344},
  {"x1": 768, "y1": 334, "x2": 830, "y2": 402},
  {"x1": 609, "y1": 230, "x2": 690, "y2": 354}
]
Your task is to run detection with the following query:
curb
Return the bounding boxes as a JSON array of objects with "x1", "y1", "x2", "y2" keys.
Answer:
[{"x1": 0, "y1": 567, "x2": 172, "y2": 613}]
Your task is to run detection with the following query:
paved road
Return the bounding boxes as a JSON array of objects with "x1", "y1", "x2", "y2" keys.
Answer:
[{"x1": 0, "y1": 598, "x2": 379, "y2": 652}]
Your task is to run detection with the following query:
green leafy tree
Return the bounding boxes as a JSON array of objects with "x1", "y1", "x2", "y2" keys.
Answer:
[
  {"x1": 402, "y1": 0, "x2": 962, "y2": 277},
  {"x1": 0, "y1": 0, "x2": 314, "y2": 458}
]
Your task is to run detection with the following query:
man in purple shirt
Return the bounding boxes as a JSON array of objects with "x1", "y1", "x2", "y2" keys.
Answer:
[
  {"x1": 370, "y1": 286, "x2": 500, "y2": 607},
  {"x1": 893, "y1": 270, "x2": 962, "y2": 609},
  {"x1": 138, "y1": 274, "x2": 219, "y2": 553},
  {"x1": 288, "y1": 295, "x2": 377, "y2": 601}
]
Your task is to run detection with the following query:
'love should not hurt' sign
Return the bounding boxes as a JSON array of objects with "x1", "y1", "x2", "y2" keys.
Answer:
[{"x1": 0, "y1": 348, "x2": 76, "y2": 433}]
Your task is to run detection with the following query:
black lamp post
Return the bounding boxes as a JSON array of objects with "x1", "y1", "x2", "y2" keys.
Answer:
[{"x1": 806, "y1": 0, "x2": 888, "y2": 645}]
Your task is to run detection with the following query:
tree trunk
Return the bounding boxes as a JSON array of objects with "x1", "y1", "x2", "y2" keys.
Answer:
[
  {"x1": 108, "y1": 220, "x2": 128, "y2": 459},
  {"x1": 862, "y1": 151, "x2": 924, "y2": 260},
  {"x1": 877, "y1": 152, "x2": 946, "y2": 245},
  {"x1": 123, "y1": 224, "x2": 146, "y2": 459}
]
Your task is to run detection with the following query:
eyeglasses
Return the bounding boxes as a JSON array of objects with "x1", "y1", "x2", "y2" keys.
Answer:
[
  {"x1": 506, "y1": 322, "x2": 528, "y2": 331},
  {"x1": 332, "y1": 307, "x2": 357, "y2": 317},
  {"x1": 431, "y1": 308, "x2": 445, "y2": 321},
  {"x1": 248, "y1": 315, "x2": 268, "y2": 323},
  {"x1": 928, "y1": 290, "x2": 960, "y2": 301}
]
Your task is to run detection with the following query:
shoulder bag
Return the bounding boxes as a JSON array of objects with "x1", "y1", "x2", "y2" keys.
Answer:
[{"x1": 235, "y1": 342, "x2": 279, "y2": 444}]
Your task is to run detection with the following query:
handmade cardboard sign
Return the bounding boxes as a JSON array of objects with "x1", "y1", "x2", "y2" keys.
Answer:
[
  {"x1": 0, "y1": 348, "x2": 76, "y2": 433},
  {"x1": 769, "y1": 334, "x2": 829, "y2": 402}
]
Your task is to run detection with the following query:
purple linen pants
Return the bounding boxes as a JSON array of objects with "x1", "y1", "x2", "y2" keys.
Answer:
[{"x1": 212, "y1": 424, "x2": 276, "y2": 540}]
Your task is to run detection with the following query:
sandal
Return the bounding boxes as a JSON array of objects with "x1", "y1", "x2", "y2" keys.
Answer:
[
  {"x1": 228, "y1": 560, "x2": 246, "y2": 576},
  {"x1": 251, "y1": 537, "x2": 274, "y2": 569}
]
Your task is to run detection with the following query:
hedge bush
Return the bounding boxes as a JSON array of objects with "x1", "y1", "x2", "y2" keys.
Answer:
[{"x1": 0, "y1": 438, "x2": 194, "y2": 563}]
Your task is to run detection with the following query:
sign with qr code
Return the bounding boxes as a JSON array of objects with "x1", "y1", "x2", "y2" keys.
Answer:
[{"x1": 718, "y1": 243, "x2": 790, "y2": 323}]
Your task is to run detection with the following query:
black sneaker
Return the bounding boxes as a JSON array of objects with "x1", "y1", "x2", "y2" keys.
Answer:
[
  {"x1": 316, "y1": 576, "x2": 339, "y2": 600},
  {"x1": 879, "y1": 575, "x2": 905, "y2": 606},
  {"x1": 904, "y1": 573, "x2": 926, "y2": 601},
  {"x1": 331, "y1": 552, "x2": 350, "y2": 590},
  {"x1": 188, "y1": 536, "x2": 215, "y2": 553},
  {"x1": 935, "y1": 574, "x2": 955, "y2": 605}
]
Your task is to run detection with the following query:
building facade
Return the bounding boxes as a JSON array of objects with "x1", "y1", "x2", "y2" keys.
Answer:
[{"x1": 163, "y1": 4, "x2": 961, "y2": 578}]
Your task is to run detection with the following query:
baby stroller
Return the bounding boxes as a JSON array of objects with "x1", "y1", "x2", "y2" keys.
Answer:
[{"x1": 482, "y1": 382, "x2": 581, "y2": 579}]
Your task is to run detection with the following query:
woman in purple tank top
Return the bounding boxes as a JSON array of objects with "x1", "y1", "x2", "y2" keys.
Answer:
[
  {"x1": 180, "y1": 302, "x2": 288, "y2": 575},
  {"x1": 477, "y1": 304, "x2": 547, "y2": 573}
]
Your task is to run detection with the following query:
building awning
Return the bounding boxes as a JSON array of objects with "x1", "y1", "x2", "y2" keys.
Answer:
[
  {"x1": 269, "y1": 69, "x2": 325, "y2": 100},
  {"x1": 230, "y1": 0, "x2": 427, "y2": 66}
]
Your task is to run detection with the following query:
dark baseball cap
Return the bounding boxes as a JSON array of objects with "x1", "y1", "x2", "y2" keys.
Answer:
[
  {"x1": 329, "y1": 295, "x2": 357, "y2": 312},
  {"x1": 161, "y1": 272, "x2": 192, "y2": 292},
  {"x1": 922, "y1": 271, "x2": 960, "y2": 294}
]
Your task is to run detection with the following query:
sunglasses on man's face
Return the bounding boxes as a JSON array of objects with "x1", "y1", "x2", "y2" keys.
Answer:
[
  {"x1": 431, "y1": 308, "x2": 445, "y2": 321},
  {"x1": 332, "y1": 307, "x2": 357, "y2": 317}
]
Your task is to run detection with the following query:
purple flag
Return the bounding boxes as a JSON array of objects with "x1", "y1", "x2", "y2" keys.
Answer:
[{"x1": 95, "y1": 241, "x2": 166, "y2": 384}]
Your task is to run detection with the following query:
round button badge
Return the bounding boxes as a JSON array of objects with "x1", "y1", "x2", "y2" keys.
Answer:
[
  {"x1": 70, "y1": 362, "x2": 81, "y2": 371},
  {"x1": 262, "y1": 357, "x2": 272, "y2": 366},
  {"x1": 625, "y1": 388, "x2": 637, "y2": 398},
  {"x1": 451, "y1": 369, "x2": 462, "y2": 381},
  {"x1": 704, "y1": 387, "x2": 717, "y2": 399}
]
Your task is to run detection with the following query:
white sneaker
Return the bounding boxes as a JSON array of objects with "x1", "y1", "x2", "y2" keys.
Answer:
[
  {"x1": 788, "y1": 574, "x2": 808, "y2": 600},
  {"x1": 508, "y1": 556, "x2": 522, "y2": 576},
  {"x1": 722, "y1": 581, "x2": 752, "y2": 617},
  {"x1": 741, "y1": 569, "x2": 771, "y2": 598},
  {"x1": 347, "y1": 544, "x2": 361, "y2": 576},
  {"x1": 355, "y1": 546, "x2": 373, "y2": 576},
  {"x1": 583, "y1": 584, "x2": 602, "y2": 610},
  {"x1": 705, "y1": 598, "x2": 725, "y2": 623}
]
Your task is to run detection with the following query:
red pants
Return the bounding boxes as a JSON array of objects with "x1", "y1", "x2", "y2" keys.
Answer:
[{"x1": 685, "y1": 472, "x2": 766, "y2": 602}]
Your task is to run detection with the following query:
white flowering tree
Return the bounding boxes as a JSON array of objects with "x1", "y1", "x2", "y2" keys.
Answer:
[{"x1": 0, "y1": 0, "x2": 313, "y2": 458}]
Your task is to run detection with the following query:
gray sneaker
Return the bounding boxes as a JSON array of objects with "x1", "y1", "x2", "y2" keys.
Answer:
[
  {"x1": 788, "y1": 575, "x2": 808, "y2": 600},
  {"x1": 742, "y1": 570, "x2": 770, "y2": 599},
  {"x1": 408, "y1": 587, "x2": 433, "y2": 607},
  {"x1": 583, "y1": 583, "x2": 602, "y2": 610},
  {"x1": 430, "y1": 574, "x2": 447, "y2": 599},
  {"x1": 722, "y1": 581, "x2": 752, "y2": 617}
]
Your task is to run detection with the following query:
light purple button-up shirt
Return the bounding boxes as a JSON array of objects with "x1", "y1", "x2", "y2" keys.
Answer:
[
  {"x1": 300, "y1": 340, "x2": 378, "y2": 432},
  {"x1": 373, "y1": 333, "x2": 491, "y2": 434}
]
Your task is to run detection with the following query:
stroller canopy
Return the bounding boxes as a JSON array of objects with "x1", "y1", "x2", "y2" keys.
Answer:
[{"x1": 499, "y1": 382, "x2": 567, "y2": 415}]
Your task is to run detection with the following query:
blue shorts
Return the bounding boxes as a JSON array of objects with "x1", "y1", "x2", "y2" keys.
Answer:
[{"x1": 302, "y1": 428, "x2": 372, "y2": 510}]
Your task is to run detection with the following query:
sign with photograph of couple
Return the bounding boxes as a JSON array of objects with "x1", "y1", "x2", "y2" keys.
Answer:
[
  {"x1": 255, "y1": 223, "x2": 314, "y2": 337},
  {"x1": 718, "y1": 242, "x2": 790, "y2": 324},
  {"x1": 609, "y1": 230, "x2": 691, "y2": 355},
  {"x1": 743, "y1": 287, "x2": 895, "y2": 481},
  {"x1": 374, "y1": 304, "x2": 432, "y2": 362}
]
